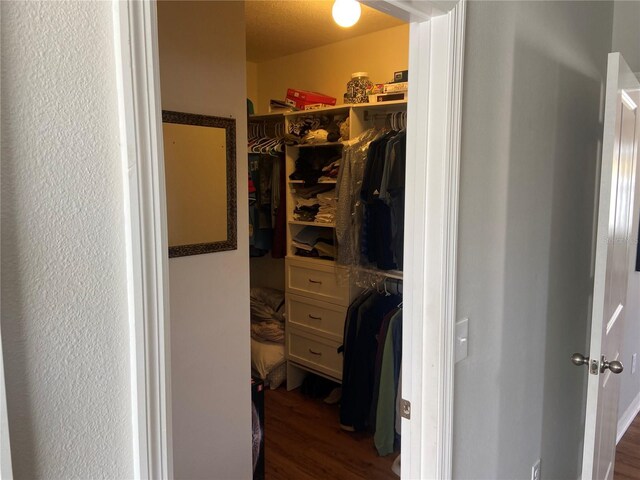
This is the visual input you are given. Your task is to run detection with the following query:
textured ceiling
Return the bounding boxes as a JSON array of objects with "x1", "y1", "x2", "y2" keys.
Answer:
[{"x1": 245, "y1": 0, "x2": 405, "y2": 62}]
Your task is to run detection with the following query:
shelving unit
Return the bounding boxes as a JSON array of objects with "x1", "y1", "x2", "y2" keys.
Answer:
[
  {"x1": 283, "y1": 100, "x2": 407, "y2": 389},
  {"x1": 288, "y1": 179, "x2": 337, "y2": 184}
]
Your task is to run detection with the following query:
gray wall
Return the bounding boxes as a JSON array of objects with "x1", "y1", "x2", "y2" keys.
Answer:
[
  {"x1": 1, "y1": 1, "x2": 133, "y2": 478},
  {"x1": 611, "y1": 0, "x2": 640, "y2": 73},
  {"x1": 454, "y1": 2, "x2": 614, "y2": 478}
]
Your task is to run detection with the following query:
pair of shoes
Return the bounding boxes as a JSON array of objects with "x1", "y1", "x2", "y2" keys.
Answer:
[
  {"x1": 391, "y1": 455, "x2": 400, "y2": 477},
  {"x1": 323, "y1": 387, "x2": 341, "y2": 405}
]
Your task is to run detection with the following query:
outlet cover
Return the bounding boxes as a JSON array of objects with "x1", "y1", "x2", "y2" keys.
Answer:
[
  {"x1": 632, "y1": 353, "x2": 637, "y2": 374},
  {"x1": 531, "y1": 459, "x2": 541, "y2": 480}
]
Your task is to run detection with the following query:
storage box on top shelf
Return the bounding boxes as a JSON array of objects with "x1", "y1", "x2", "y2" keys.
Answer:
[
  {"x1": 368, "y1": 92, "x2": 408, "y2": 104},
  {"x1": 286, "y1": 89, "x2": 337, "y2": 109},
  {"x1": 393, "y1": 70, "x2": 408, "y2": 83},
  {"x1": 284, "y1": 98, "x2": 333, "y2": 111},
  {"x1": 383, "y1": 82, "x2": 408, "y2": 93}
]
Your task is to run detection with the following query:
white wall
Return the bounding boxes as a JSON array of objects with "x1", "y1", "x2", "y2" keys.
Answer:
[
  {"x1": 157, "y1": 2, "x2": 252, "y2": 479},
  {"x1": 1, "y1": 1, "x2": 133, "y2": 478},
  {"x1": 454, "y1": 2, "x2": 614, "y2": 478},
  {"x1": 247, "y1": 61, "x2": 259, "y2": 111},
  {"x1": 254, "y1": 25, "x2": 408, "y2": 114}
]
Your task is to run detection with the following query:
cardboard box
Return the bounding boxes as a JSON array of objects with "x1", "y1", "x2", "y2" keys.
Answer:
[
  {"x1": 368, "y1": 92, "x2": 408, "y2": 103},
  {"x1": 286, "y1": 88, "x2": 336, "y2": 107},
  {"x1": 284, "y1": 98, "x2": 332, "y2": 110},
  {"x1": 383, "y1": 82, "x2": 408, "y2": 93}
]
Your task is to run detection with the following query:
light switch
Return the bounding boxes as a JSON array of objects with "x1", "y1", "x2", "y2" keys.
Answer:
[{"x1": 455, "y1": 318, "x2": 469, "y2": 363}]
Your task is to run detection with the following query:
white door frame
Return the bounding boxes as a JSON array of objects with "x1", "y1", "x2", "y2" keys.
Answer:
[{"x1": 113, "y1": 1, "x2": 466, "y2": 478}]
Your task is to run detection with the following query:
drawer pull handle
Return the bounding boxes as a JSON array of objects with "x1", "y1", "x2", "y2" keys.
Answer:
[
  {"x1": 308, "y1": 314, "x2": 322, "y2": 320},
  {"x1": 308, "y1": 349, "x2": 322, "y2": 356},
  {"x1": 308, "y1": 278, "x2": 323, "y2": 285}
]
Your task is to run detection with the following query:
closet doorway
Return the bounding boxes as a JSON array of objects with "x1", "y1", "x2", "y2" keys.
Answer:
[
  {"x1": 113, "y1": 1, "x2": 465, "y2": 479},
  {"x1": 246, "y1": 3, "x2": 409, "y2": 478}
]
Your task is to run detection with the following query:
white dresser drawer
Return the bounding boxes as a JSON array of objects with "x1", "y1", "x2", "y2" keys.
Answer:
[
  {"x1": 285, "y1": 257, "x2": 351, "y2": 305},
  {"x1": 287, "y1": 329, "x2": 343, "y2": 381},
  {"x1": 287, "y1": 294, "x2": 346, "y2": 342}
]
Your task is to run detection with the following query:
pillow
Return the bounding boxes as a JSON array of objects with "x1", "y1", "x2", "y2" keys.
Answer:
[{"x1": 251, "y1": 338, "x2": 285, "y2": 379}]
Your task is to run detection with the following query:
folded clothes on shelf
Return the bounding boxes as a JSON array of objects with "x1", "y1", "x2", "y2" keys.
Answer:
[
  {"x1": 293, "y1": 226, "x2": 335, "y2": 260},
  {"x1": 292, "y1": 188, "x2": 337, "y2": 223},
  {"x1": 292, "y1": 184, "x2": 335, "y2": 199},
  {"x1": 289, "y1": 147, "x2": 342, "y2": 186}
]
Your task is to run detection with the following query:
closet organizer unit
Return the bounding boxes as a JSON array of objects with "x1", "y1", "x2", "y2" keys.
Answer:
[{"x1": 283, "y1": 100, "x2": 407, "y2": 389}]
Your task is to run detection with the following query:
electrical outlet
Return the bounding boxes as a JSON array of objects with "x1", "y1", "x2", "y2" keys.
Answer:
[
  {"x1": 632, "y1": 353, "x2": 637, "y2": 374},
  {"x1": 531, "y1": 459, "x2": 541, "y2": 480}
]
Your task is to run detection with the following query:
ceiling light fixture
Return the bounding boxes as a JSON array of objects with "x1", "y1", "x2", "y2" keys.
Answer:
[{"x1": 332, "y1": 0, "x2": 361, "y2": 28}]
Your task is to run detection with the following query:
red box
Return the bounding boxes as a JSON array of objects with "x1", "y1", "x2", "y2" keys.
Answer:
[
  {"x1": 284, "y1": 98, "x2": 332, "y2": 110},
  {"x1": 286, "y1": 88, "x2": 336, "y2": 107}
]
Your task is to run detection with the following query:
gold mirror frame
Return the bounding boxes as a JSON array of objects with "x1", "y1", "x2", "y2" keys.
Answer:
[{"x1": 163, "y1": 110, "x2": 237, "y2": 258}]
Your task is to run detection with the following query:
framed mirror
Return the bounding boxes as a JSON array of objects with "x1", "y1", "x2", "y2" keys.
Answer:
[{"x1": 162, "y1": 110, "x2": 237, "y2": 257}]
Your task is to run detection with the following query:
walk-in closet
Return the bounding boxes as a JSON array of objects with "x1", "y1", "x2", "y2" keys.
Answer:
[
  {"x1": 245, "y1": 2, "x2": 409, "y2": 478},
  {"x1": 156, "y1": 0, "x2": 412, "y2": 477}
]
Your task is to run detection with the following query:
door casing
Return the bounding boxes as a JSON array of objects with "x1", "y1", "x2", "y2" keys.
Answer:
[{"x1": 112, "y1": 1, "x2": 466, "y2": 478}]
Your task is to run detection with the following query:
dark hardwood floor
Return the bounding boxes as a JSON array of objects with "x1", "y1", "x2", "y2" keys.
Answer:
[
  {"x1": 264, "y1": 386, "x2": 398, "y2": 480},
  {"x1": 615, "y1": 412, "x2": 640, "y2": 479}
]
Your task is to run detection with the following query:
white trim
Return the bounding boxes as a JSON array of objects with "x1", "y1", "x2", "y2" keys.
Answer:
[
  {"x1": 1, "y1": 327, "x2": 14, "y2": 480},
  {"x1": 112, "y1": 2, "x2": 172, "y2": 479},
  {"x1": 402, "y1": 2, "x2": 466, "y2": 478},
  {"x1": 617, "y1": 390, "x2": 640, "y2": 444},
  {"x1": 622, "y1": 90, "x2": 638, "y2": 111}
]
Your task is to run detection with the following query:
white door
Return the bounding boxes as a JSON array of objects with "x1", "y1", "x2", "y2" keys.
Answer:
[{"x1": 579, "y1": 53, "x2": 640, "y2": 480}]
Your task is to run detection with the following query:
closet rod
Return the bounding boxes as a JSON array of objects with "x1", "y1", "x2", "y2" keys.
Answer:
[{"x1": 357, "y1": 266, "x2": 403, "y2": 281}]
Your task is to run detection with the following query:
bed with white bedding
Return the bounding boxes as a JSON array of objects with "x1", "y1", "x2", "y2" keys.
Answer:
[{"x1": 250, "y1": 287, "x2": 286, "y2": 389}]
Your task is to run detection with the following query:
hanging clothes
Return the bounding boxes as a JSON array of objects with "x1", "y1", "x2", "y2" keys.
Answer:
[
  {"x1": 271, "y1": 154, "x2": 287, "y2": 258},
  {"x1": 249, "y1": 152, "x2": 286, "y2": 257},
  {"x1": 249, "y1": 153, "x2": 273, "y2": 256},
  {"x1": 335, "y1": 124, "x2": 406, "y2": 273},
  {"x1": 339, "y1": 291, "x2": 401, "y2": 432},
  {"x1": 335, "y1": 128, "x2": 384, "y2": 266},
  {"x1": 374, "y1": 309, "x2": 402, "y2": 456},
  {"x1": 360, "y1": 130, "x2": 406, "y2": 271}
]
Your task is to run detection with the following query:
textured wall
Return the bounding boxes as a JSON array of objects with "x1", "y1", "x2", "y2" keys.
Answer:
[
  {"x1": 157, "y1": 2, "x2": 252, "y2": 479},
  {"x1": 454, "y1": 2, "x2": 613, "y2": 478},
  {"x1": 1, "y1": 1, "x2": 132, "y2": 479}
]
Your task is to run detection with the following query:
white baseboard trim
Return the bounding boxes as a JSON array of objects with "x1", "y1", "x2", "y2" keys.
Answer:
[{"x1": 617, "y1": 389, "x2": 640, "y2": 444}]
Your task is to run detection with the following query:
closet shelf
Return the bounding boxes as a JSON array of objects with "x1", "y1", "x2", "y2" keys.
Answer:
[
  {"x1": 357, "y1": 266, "x2": 403, "y2": 280},
  {"x1": 249, "y1": 112, "x2": 286, "y2": 120},
  {"x1": 286, "y1": 255, "x2": 337, "y2": 267},
  {"x1": 289, "y1": 179, "x2": 337, "y2": 184},
  {"x1": 284, "y1": 105, "x2": 352, "y2": 117},
  {"x1": 289, "y1": 220, "x2": 336, "y2": 227},
  {"x1": 282, "y1": 100, "x2": 408, "y2": 118},
  {"x1": 291, "y1": 142, "x2": 345, "y2": 149},
  {"x1": 350, "y1": 99, "x2": 408, "y2": 110}
]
